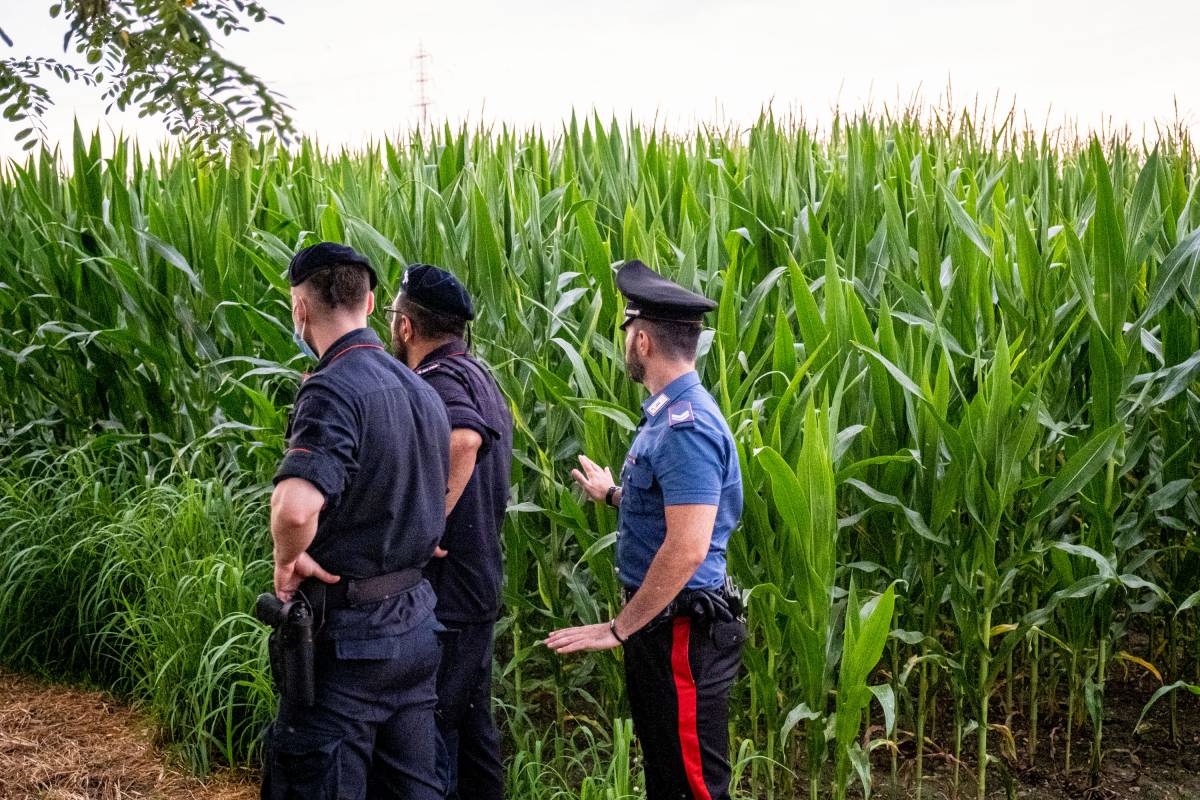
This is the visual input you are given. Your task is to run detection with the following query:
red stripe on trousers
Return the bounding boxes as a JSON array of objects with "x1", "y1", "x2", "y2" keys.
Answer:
[{"x1": 671, "y1": 616, "x2": 713, "y2": 800}]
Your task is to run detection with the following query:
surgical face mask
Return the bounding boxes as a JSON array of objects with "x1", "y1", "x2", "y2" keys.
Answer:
[{"x1": 292, "y1": 302, "x2": 318, "y2": 360}]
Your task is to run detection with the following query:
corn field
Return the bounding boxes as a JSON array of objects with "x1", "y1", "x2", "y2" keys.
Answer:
[{"x1": 1, "y1": 115, "x2": 1199, "y2": 798}]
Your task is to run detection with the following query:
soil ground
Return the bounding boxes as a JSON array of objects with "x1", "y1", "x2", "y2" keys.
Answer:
[
  {"x1": 0, "y1": 671, "x2": 255, "y2": 800},
  {"x1": 871, "y1": 665, "x2": 1200, "y2": 800}
]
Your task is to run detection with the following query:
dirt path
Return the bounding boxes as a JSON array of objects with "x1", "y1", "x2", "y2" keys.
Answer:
[{"x1": 0, "y1": 671, "x2": 256, "y2": 800}]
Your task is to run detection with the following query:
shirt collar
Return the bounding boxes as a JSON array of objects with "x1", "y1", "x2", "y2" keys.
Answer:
[
  {"x1": 417, "y1": 338, "x2": 469, "y2": 370},
  {"x1": 315, "y1": 327, "x2": 385, "y2": 371},
  {"x1": 641, "y1": 371, "x2": 701, "y2": 418}
]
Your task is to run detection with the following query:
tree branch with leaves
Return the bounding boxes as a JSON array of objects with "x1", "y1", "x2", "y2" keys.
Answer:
[{"x1": 1, "y1": 1, "x2": 293, "y2": 153}]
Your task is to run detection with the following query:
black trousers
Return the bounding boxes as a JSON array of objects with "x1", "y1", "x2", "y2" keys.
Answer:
[
  {"x1": 261, "y1": 615, "x2": 444, "y2": 800},
  {"x1": 435, "y1": 621, "x2": 504, "y2": 800},
  {"x1": 624, "y1": 615, "x2": 743, "y2": 800}
]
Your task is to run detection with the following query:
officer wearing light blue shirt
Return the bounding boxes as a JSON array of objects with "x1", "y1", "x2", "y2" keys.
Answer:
[
  {"x1": 547, "y1": 260, "x2": 746, "y2": 800},
  {"x1": 617, "y1": 369, "x2": 743, "y2": 591}
]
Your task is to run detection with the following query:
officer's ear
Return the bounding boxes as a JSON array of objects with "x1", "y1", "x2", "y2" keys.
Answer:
[
  {"x1": 636, "y1": 326, "x2": 653, "y2": 357},
  {"x1": 291, "y1": 290, "x2": 306, "y2": 326},
  {"x1": 365, "y1": 291, "x2": 376, "y2": 316}
]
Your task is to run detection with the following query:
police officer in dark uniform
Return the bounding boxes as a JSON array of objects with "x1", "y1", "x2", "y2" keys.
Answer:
[
  {"x1": 263, "y1": 242, "x2": 451, "y2": 800},
  {"x1": 546, "y1": 260, "x2": 746, "y2": 800},
  {"x1": 388, "y1": 265, "x2": 513, "y2": 800}
]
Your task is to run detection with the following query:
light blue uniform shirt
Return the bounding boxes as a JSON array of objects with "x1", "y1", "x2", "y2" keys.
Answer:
[{"x1": 616, "y1": 371, "x2": 743, "y2": 590}]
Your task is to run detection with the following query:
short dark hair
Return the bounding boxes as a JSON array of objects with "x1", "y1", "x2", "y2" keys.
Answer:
[
  {"x1": 398, "y1": 295, "x2": 467, "y2": 340},
  {"x1": 303, "y1": 264, "x2": 372, "y2": 310},
  {"x1": 637, "y1": 318, "x2": 703, "y2": 361}
]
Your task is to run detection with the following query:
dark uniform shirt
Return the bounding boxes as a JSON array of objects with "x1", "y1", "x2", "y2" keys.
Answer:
[
  {"x1": 617, "y1": 371, "x2": 743, "y2": 590},
  {"x1": 273, "y1": 327, "x2": 450, "y2": 644},
  {"x1": 414, "y1": 340, "x2": 513, "y2": 623}
]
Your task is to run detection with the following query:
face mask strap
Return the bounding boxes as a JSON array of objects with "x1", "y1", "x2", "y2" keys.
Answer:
[{"x1": 293, "y1": 297, "x2": 319, "y2": 361}]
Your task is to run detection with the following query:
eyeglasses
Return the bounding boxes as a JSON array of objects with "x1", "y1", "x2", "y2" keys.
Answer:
[{"x1": 383, "y1": 308, "x2": 403, "y2": 320}]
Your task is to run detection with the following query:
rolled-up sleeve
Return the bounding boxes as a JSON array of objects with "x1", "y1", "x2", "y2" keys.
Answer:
[
  {"x1": 424, "y1": 370, "x2": 496, "y2": 454},
  {"x1": 654, "y1": 428, "x2": 725, "y2": 507},
  {"x1": 273, "y1": 386, "x2": 358, "y2": 503}
]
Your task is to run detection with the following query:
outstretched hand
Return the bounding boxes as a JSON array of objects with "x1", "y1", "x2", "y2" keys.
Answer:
[
  {"x1": 571, "y1": 454, "x2": 615, "y2": 504},
  {"x1": 544, "y1": 622, "x2": 621, "y2": 654}
]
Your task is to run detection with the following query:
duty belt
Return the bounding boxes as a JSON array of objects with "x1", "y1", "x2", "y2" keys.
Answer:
[
  {"x1": 299, "y1": 567, "x2": 425, "y2": 615},
  {"x1": 622, "y1": 575, "x2": 745, "y2": 624}
]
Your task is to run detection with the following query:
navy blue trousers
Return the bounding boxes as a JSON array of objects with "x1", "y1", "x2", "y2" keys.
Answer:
[
  {"x1": 624, "y1": 615, "x2": 742, "y2": 800},
  {"x1": 435, "y1": 621, "x2": 504, "y2": 800},
  {"x1": 261, "y1": 615, "x2": 444, "y2": 800}
]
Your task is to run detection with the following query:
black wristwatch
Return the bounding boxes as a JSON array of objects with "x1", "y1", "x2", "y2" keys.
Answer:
[
  {"x1": 609, "y1": 618, "x2": 627, "y2": 645},
  {"x1": 605, "y1": 485, "x2": 621, "y2": 508}
]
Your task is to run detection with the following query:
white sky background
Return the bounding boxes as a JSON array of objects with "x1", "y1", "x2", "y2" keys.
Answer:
[{"x1": 1, "y1": 0, "x2": 1198, "y2": 159}]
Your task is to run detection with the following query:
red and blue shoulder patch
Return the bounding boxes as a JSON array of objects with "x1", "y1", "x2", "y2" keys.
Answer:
[{"x1": 667, "y1": 400, "x2": 695, "y2": 428}]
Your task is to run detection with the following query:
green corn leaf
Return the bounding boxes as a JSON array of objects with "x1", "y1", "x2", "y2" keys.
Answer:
[
  {"x1": 781, "y1": 702, "x2": 822, "y2": 742},
  {"x1": 1136, "y1": 681, "x2": 1200, "y2": 731},
  {"x1": 1138, "y1": 227, "x2": 1200, "y2": 326},
  {"x1": 942, "y1": 184, "x2": 991, "y2": 257},
  {"x1": 1052, "y1": 543, "x2": 1116, "y2": 581},
  {"x1": 1030, "y1": 423, "x2": 1122, "y2": 519},
  {"x1": 868, "y1": 683, "x2": 896, "y2": 736},
  {"x1": 1177, "y1": 590, "x2": 1200, "y2": 615},
  {"x1": 843, "y1": 479, "x2": 943, "y2": 544}
]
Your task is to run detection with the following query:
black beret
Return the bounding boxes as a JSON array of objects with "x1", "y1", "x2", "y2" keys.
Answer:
[
  {"x1": 288, "y1": 242, "x2": 378, "y2": 289},
  {"x1": 616, "y1": 260, "x2": 716, "y2": 329},
  {"x1": 401, "y1": 264, "x2": 475, "y2": 321}
]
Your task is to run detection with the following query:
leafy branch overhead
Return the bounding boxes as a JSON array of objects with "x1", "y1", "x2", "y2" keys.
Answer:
[{"x1": 0, "y1": 1, "x2": 293, "y2": 152}]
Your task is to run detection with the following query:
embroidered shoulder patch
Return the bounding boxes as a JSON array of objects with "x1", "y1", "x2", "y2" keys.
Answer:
[
  {"x1": 667, "y1": 401, "x2": 695, "y2": 428},
  {"x1": 415, "y1": 362, "x2": 442, "y2": 376}
]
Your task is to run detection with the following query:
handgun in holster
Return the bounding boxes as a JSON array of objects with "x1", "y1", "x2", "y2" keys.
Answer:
[
  {"x1": 722, "y1": 574, "x2": 746, "y2": 621},
  {"x1": 710, "y1": 575, "x2": 748, "y2": 650},
  {"x1": 254, "y1": 592, "x2": 316, "y2": 707}
]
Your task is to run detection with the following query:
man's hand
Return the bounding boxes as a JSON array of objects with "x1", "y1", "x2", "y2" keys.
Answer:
[
  {"x1": 571, "y1": 454, "x2": 615, "y2": 503},
  {"x1": 274, "y1": 551, "x2": 340, "y2": 602},
  {"x1": 433, "y1": 545, "x2": 449, "y2": 558},
  {"x1": 544, "y1": 622, "x2": 621, "y2": 654}
]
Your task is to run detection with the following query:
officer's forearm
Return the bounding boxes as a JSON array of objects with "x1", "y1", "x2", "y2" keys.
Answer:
[
  {"x1": 445, "y1": 428, "x2": 483, "y2": 516},
  {"x1": 270, "y1": 478, "x2": 324, "y2": 565},
  {"x1": 615, "y1": 504, "x2": 717, "y2": 638}
]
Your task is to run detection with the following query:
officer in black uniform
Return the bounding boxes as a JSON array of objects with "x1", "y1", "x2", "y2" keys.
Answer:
[
  {"x1": 389, "y1": 265, "x2": 513, "y2": 800},
  {"x1": 263, "y1": 242, "x2": 451, "y2": 800},
  {"x1": 547, "y1": 260, "x2": 746, "y2": 800}
]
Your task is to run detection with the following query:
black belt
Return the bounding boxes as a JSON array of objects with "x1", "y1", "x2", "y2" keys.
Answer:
[
  {"x1": 299, "y1": 567, "x2": 425, "y2": 612},
  {"x1": 621, "y1": 579, "x2": 744, "y2": 624}
]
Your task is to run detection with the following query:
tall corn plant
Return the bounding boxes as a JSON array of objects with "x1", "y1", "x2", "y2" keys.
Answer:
[
  {"x1": 752, "y1": 401, "x2": 897, "y2": 800},
  {"x1": 753, "y1": 402, "x2": 838, "y2": 800}
]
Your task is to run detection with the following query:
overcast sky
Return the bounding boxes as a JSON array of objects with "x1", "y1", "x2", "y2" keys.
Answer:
[{"x1": 2, "y1": 0, "x2": 1198, "y2": 159}]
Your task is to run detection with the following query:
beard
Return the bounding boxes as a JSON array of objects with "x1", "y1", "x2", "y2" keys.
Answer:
[
  {"x1": 391, "y1": 334, "x2": 408, "y2": 364},
  {"x1": 625, "y1": 345, "x2": 646, "y2": 384}
]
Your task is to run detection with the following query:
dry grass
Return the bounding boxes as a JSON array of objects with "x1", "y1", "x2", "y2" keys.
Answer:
[{"x1": 0, "y1": 671, "x2": 256, "y2": 800}]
